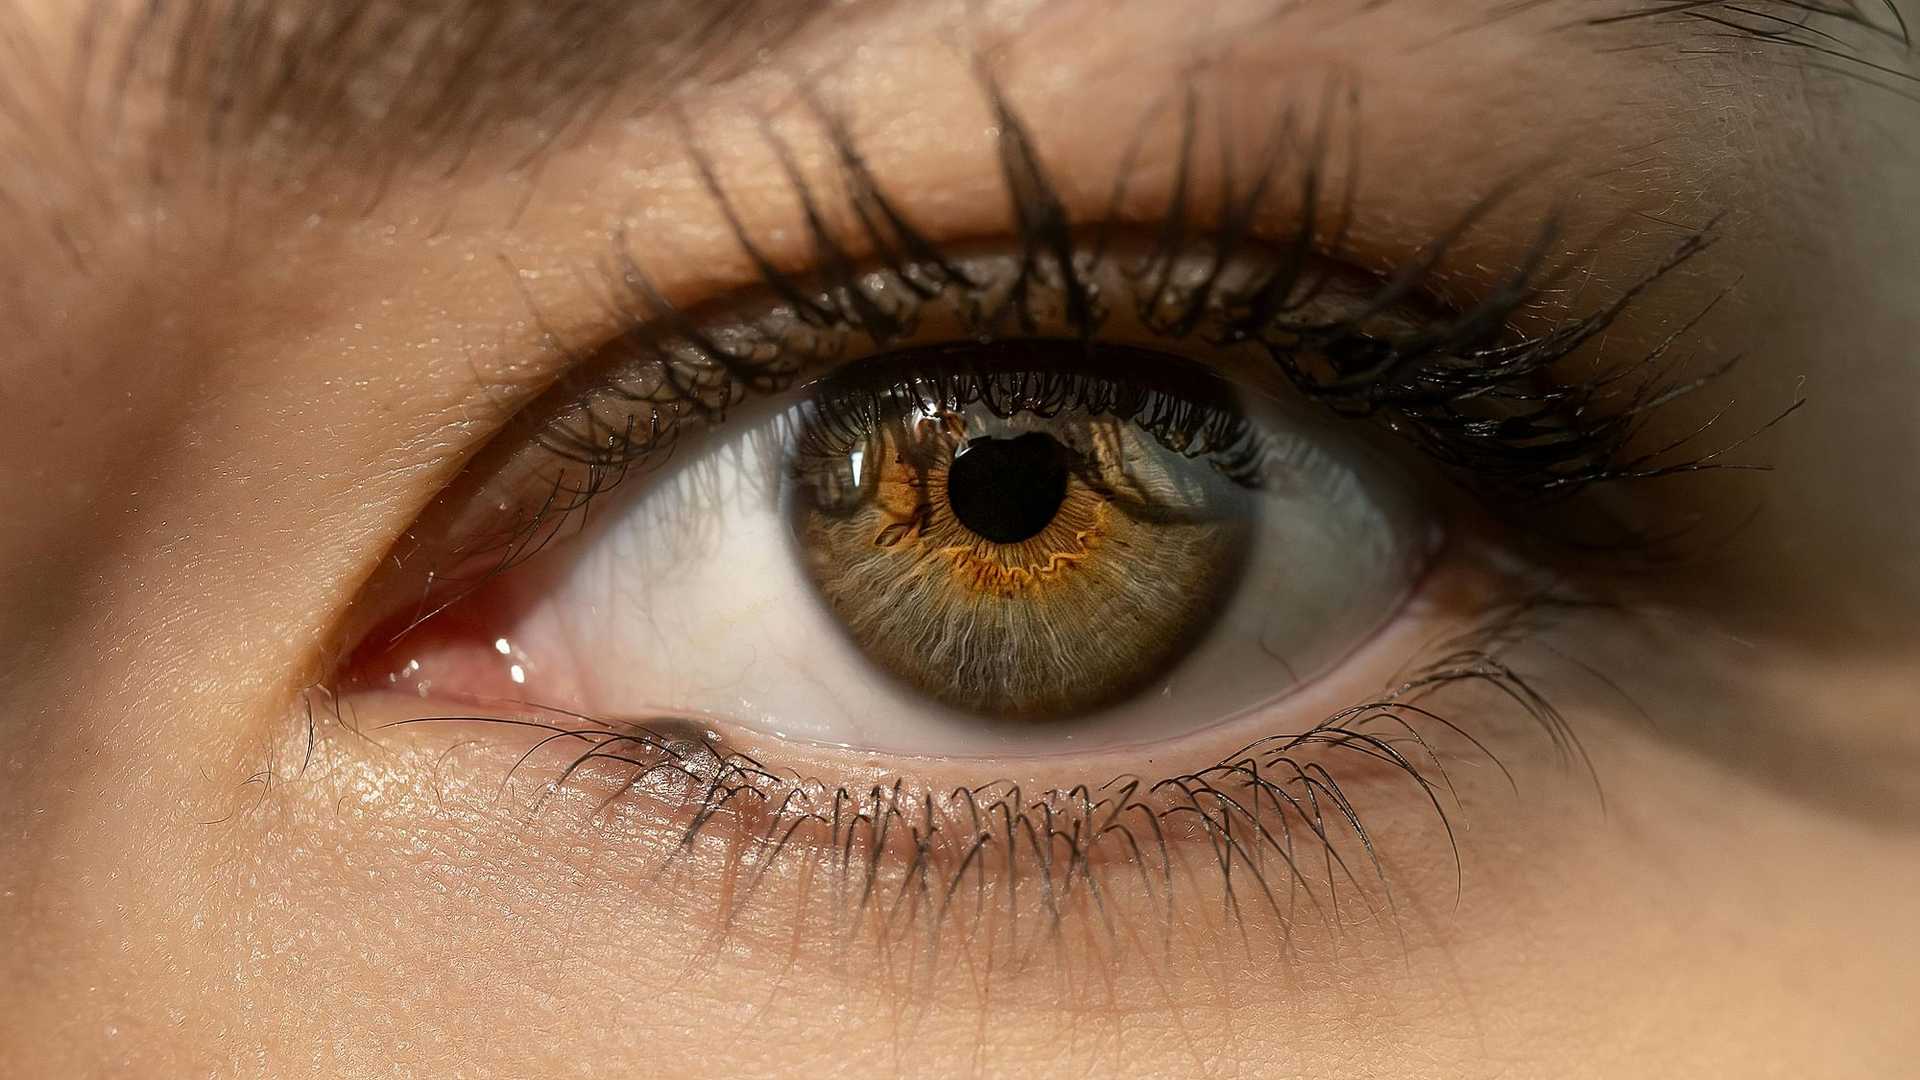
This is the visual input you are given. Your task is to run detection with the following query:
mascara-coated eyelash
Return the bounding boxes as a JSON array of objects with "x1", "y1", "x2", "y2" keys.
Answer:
[{"x1": 453, "y1": 72, "x2": 1751, "y2": 612}]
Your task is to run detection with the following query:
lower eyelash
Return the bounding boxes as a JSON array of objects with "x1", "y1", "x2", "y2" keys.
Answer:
[
  {"x1": 353, "y1": 590, "x2": 1595, "y2": 960},
  {"x1": 792, "y1": 346, "x2": 1268, "y2": 486}
]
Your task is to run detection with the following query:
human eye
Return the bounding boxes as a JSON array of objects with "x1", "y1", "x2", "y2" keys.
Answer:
[
  {"x1": 357, "y1": 255, "x2": 1447, "y2": 754},
  {"x1": 13, "y1": 0, "x2": 1920, "y2": 1075},
  {"x1": 328, "y1": 66, "x2": 1746, "y2": 949}
]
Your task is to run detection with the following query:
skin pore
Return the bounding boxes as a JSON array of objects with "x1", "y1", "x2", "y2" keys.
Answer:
[{"x1": 2, "y1": 1, "x2": 1918, "y2": 1077}]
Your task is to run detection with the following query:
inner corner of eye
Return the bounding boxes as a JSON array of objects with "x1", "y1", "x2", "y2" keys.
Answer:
[{"x1": 332, "y1": 571, "x2": 541, "y2": 711}]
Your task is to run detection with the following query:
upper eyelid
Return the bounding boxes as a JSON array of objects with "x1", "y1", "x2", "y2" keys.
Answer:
[
  {"x1": 516, "y1": 75, "x2": 1741, "y2": 498},
  {"x1": 334, "y1": 74, "x2": 1781, "y2": 667},
  {"x1": 307, "y1": 25, "x2": 1854, "y2": 602},
  {"x1": 26, "y1": 25, "x2": 1812, "y2": 668}
]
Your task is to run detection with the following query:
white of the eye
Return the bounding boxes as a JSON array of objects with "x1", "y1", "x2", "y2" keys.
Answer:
[{"x1": 500, "y1": 388, "x2": 1432, "y2": 757}]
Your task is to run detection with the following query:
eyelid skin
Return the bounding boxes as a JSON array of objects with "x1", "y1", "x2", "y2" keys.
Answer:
[
  {"x1": 6, "y1": 0, "x2": 1762, "y2": 705},
  {"x1": 0, "y1": 0, "x2": 1831, "y2": 639},
  {"x1": 382, "y1": 2, "x2": 1765, "y2": 566},
  {"x1": 326, "y1": 0, "x2": 1750, "y2": 434},
  {"x1": 324, "y1": 5, "x2": 1778, "y2": 853}
]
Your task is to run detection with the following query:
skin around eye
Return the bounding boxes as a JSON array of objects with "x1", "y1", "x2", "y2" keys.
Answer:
[
  {"x1": 318, "y1": 53, "x2": 1803, "y2": 1015},
  {"x1": 17, "y1": 1, "x2": 1920, "y2": 1075},
  {"x1": 344, "y1": 335, "x2": 1436, "y2": 756}
]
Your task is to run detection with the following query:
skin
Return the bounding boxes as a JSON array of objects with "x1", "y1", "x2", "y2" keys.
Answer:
[{"x1": 2, "y1": 1, "x2": 1918, "y2": 1077}]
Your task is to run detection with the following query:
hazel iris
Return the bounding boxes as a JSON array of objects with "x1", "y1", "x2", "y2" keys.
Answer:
[{"x1": 787, "y1": 355, "x2": 1257, "y2": 720}]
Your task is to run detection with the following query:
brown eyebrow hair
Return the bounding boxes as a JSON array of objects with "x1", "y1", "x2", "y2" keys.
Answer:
[
  {"x1": 12, "y1": 0, "x2": 1917, "y2": 199},
  {"x1": 1579, "y1": 0, "x2": 1915, "y2": 99},
  {"x1": 55, "y1": 0, "x2": 830, "y2": 185}
]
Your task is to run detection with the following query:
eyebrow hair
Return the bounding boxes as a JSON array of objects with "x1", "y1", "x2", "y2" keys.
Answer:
[
  {"x1": 1585, "y1": 0, "x2": 1907, "y2": 45},
  {"x1": 21, "y1": 0, "x2": 1920, "y2": 199},
  {"x1": 60, "y1": 0, "x2": 831, "y2": 184},
  {"x1": 1579, "y1": 0, "x2": 1916, "y2": 99}
]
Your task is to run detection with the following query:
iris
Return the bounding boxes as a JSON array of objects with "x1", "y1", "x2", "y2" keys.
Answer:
[{"x1": 786, "y1": 352, "x2": 1256, "y2": 720}]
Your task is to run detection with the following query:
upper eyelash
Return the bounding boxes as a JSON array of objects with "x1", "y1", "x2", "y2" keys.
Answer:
[
  {"x1": 355, "y1": 61, "x2": 1804, "y2": 677},
  {"x1": 517, "y1": 69, "x2": 1764, "y2": 531},
  {"x1": 792, "y1": 346, "x2": 1272, "y2": 489}
]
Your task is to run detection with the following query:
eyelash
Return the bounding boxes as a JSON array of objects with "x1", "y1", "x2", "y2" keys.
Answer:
[
  {"x1": 457, "y1": 73, "x2": 1754, "y2": 600},
  {"x1": 356, "y1": 592, "x2": 1595, "y2": 956},
  {"x1": 794, "y1": 349, "x2": 1273, "y2": 490},
  {"x1": 332, "y1": 69, "x2": 1780, "y2": 954}
]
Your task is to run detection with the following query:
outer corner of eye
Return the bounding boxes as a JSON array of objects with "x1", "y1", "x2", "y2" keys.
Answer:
[{"x1": 334, "y1": 330, "x2": 1460, "y2": 766}]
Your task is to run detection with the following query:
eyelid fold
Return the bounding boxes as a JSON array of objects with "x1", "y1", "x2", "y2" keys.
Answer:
[{"x1": 341, "y1": 215, "x2": 1726, "y2": 675}]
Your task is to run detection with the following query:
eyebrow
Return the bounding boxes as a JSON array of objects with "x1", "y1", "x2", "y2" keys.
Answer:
[
  {"x1": 58, "y1": 0, "x2": 830, "y2": 182},
  {"x1": 27, "y1": 0, "x2": 1920, "y2": 192},
  {"x1": 1579, "y1": 0, "x2": 1916, "y2": 97}
]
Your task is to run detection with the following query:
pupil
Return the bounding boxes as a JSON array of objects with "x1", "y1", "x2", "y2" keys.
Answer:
[{"x1": 946, "y1": 432, "x2": 1071, "y2": 544}]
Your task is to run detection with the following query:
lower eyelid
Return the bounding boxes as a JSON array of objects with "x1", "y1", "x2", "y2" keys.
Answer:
[{"x1": 329, "y1": 546, "x2": 1583, "y2": 961}]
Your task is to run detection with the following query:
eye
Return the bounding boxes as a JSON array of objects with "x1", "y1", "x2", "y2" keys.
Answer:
[
  {"x1": 336, "y1": 83, "x2": 1718, "y2": 771},
  {"x1": 356, "y1": 315, "x2": 1435, "y2": 754},
  {"x1": 782, "y1": 341, "x2": 1430, "y2": 733}
]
